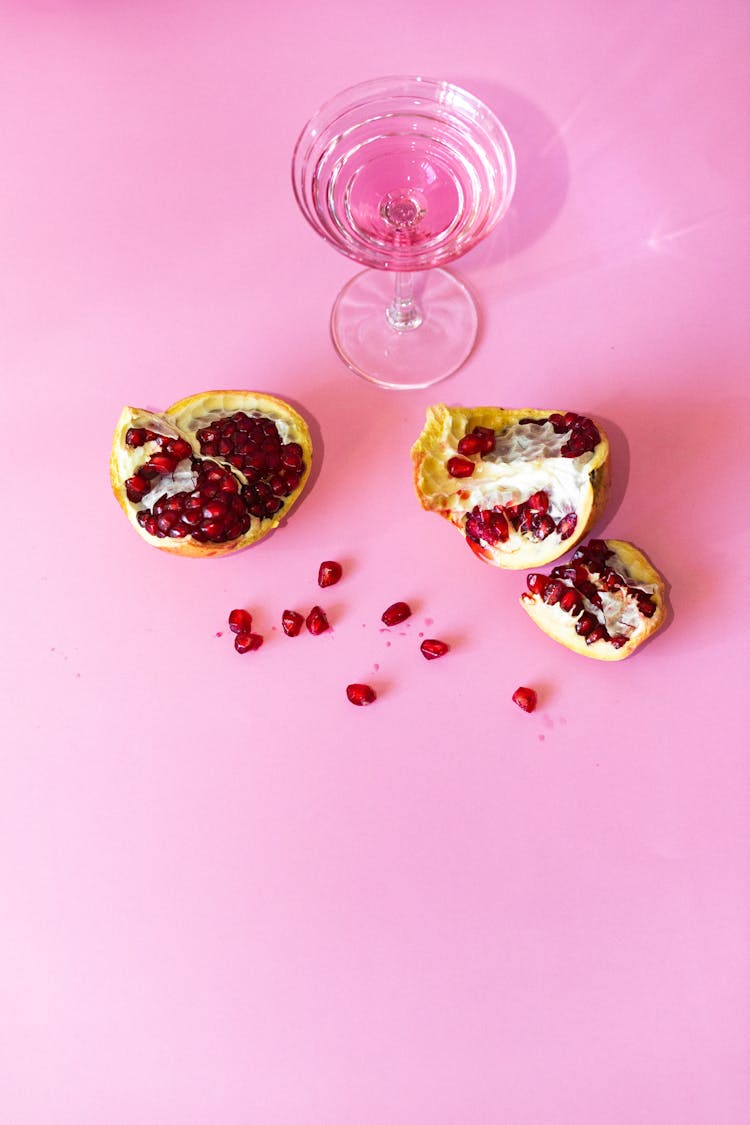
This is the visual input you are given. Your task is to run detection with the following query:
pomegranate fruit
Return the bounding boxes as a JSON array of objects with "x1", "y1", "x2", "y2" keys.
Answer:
[
  {"x1": 412, "y1": 405, "x2": 610, "y2": 569},
  {"x1": 346, "y1": 683, "x2": 376, "y2": 706},
  {"x1": 420, "y1": 639, "x2": 450, "y2": 660},
  {"x1": 111, "y1": 390, "x2": 312, "y2": 557},
  {"x1": 512, "y1": 686, "x2": 537, "y2": 712},
  {"x1": 520, "y1": 538, "x2": 667, "y2": 660}
]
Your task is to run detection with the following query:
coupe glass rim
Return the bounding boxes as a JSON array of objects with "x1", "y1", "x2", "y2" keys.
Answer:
[{"x1": 291, "y1": 75, "x2": 517, "y2": 269}]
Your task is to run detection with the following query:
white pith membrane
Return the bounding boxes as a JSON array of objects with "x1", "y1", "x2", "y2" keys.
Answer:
[{"x1": 444, "y1": 419, "x2": 594, "y2": 546}]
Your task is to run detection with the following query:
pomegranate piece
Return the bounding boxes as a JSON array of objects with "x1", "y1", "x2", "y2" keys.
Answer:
[
  {"x1": 234, "y1": 632, "x2": 263, "y2": 653},
  {"x1": 346, "y1": 683, "x2": 376, "y2": 706},
  {"x1": 111, "y1": 391, "x2": 312, "y2": 557},
  {"x1": 281, "y1": 609, "x2": 304, "y2": 637},
  {"x1": 306, "y1": 605, "x2": 330, "y2": 635},
  {"x1": 512, "y1": 686, "x2": 537, "y2": 713},
  {"x1": 318, "y1": 560, "x2": 343, "y2": 588},
  {"x1": 381, "y1": 601, "x2": 412, "y2": 627},
  {"x1": 519, "y1": 538, "x2": 667, "y2": 661},
  {"x1": 412, "y1": 405, "x2": 610, "y2": 570},
  {"x1": 228, "y1": 608, "x2": 252, "y2": 634},
  {"x1": 420, "y1": 638, "x2": 450, "y2": 660}
]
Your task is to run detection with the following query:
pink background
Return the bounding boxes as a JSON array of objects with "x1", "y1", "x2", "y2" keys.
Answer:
[{"x1": 2, "y1": 1, "x2": 749, "y2": 1121}]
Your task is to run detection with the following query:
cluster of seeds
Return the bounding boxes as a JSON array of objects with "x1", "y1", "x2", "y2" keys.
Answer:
[
  {"x1": 465, "y1": 490, "x2": 578, "y2": 547},
  {"x1": 136, "y1": 460, "x2": 250, "y2": 543},
  {"x1": 123, "y1": 411, "x2": 307, "y2": 546},
  {"x1": 525, "y1": 538, "x2": 656, "y2": 649},
  {"x1": 518, "y1": 412, "x2": 601, "y2": 458},
  {"x1": 196, "y1": 412, "x2": 305, "y2": 521}
]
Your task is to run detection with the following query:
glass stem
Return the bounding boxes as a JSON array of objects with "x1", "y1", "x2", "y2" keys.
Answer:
[{"x1": 386, "y1": 271, "x2": 423, "y2": 332}]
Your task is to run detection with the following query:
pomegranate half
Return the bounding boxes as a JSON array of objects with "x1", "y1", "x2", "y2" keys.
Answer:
[
  {"x1": 110, "y1": 390, "x2": 312, "y2": 557},
  {"x1": 520, "y1": 538, "x2": 667, "y2": 660},
  {"x1": 412, "y1": 405, "x2": 611, "y2": 569}
]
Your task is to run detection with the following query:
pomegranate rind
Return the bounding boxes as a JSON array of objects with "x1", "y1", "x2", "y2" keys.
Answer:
[
  {"x1": 411, "y1": 404, "x2": 610, "y2": 569},
  {"x1": 110, "y1": 390, "x2": 312, "y2": 558},
  {"x1": 519, "y1": 539, "x2": 667, "y2": 661}
]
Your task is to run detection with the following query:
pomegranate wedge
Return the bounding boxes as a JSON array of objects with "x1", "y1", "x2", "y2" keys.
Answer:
[
  {"x1": 411, "y1": 405, "x2": 610, "y2": 569},
  {"x1": 520, "y1": 538, "x2": 667, "y2": 660},
  {"x1": 111, "y1": 390, "x2": 312, "y2": 557}
]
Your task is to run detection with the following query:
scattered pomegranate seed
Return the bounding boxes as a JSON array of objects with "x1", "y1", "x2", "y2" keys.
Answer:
[
  {"x1": 228, "y1": 608, "x2": 252, "y2": 634},
  {"x1": 318, "y1": 560, "x2": 343, "y2": 588},
  {"x1": 447, "y1": 456, "x2": 475, "y2": 479},
  {"x1": 381, "y1": 601, "x2": 412, "y2": 627},
  {"x1": 234, "y1": 632, "x2": 263, "y2": 653},
  {"x1": 512, "y1": 686, "x2": 537, "y2": 713},
  {"x1": 420, "y1": 639, "x2": 449, "y2": 660},
  {"x1": 306, "y1": 605, "x2": 330, "y2": 635},
  {"x1": 346, "y1": 683, "x2": 376, "y2": 706},
  {"x1": 281, "y1": 609, "x2": 304, "y2": 636}
]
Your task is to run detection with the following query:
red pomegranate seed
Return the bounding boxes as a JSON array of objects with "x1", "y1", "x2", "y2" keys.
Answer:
[
  {"x1": 531, "y1": 513, "x2": 556, "y2": 540},
  {"x1": 575, "y1": 611, "x2": 597, "y2": 636},
  {"x1": 512, "y1": 686, "x2": 537, "y2": 713},
  {"x1": 318, "y1": 560, "x2": 343, "y2": 588},
  {"x1": 456, "y1": 433, "x2": 482, "y2": 456},
  {"x1": 125, "y1": 427, "x2": 148, "y2": 447},
  {"x1": 447, "y1": 456, "x2": 475, "y2": 479},
  {"x1": 125, "y1": 475, "x2": 150, "y2": 502},
  {"x1": 560, "y1": 588, "x2": 584, "y2": 615},
  {"x1": 585, "y1": 624, "x2": 608, "y2": 645},
  {"x1": 306, "y1": 605, "x2": 330, "y2": 635},
  {"x1": 526, "y1": 572, "x2": 548, "y2": 596},
  {"x1": 346, "y1": 683, "x2": 376, "y2": 706},
  {"x1": 234, "y1": 632, "x2": 263, "y2": 653},
  {"x1": 148, "y1": 453, "x2": 179, "y2": 475},
  {"x1": 557, "y1": 512, "x2": 578, "y2": 540},
  {"x1": 281, "y1": 609, "x2": 304, "y2": 637},
  {"x1": 420, "y1": 638, "x2": 449, "y2": 660},
  {"x1": 381, "y1": 601, "x2": 412, "y2": 627},
  {"x1": 166, "y1": 437, "x2": 192, "y2": 461},
  {"x1": 542, "y1": 579, "x2": 565, "y2": 606},
  {"x1": 525, "y1": 491, "x2": 549, "y2": 513},
  {"x1": 228, "y1": 608, "x2": 252, "y2": 634}
]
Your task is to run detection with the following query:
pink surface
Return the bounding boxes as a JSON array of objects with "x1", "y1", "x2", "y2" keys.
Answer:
[{"x1": 2, "y1": 2, "x2": 749, "y2": 1121}]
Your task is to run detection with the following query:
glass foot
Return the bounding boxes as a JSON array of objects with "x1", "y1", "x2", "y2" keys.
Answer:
[{"x1": 330, "y1": 267, "x2": 478, "y2": 390}]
